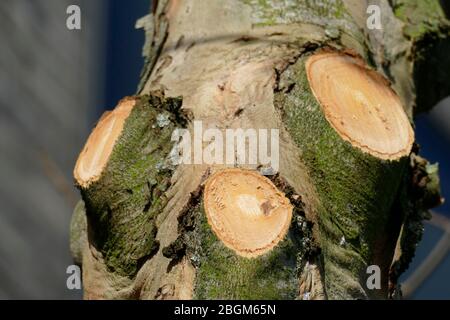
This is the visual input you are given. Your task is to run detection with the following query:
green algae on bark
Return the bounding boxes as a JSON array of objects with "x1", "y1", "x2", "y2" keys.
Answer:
[
  {"x1": 74, "y1": 94, "x2": 183, "y2": 277},
  {"x1": 161, "y1": 171, "x2": 316, "y2": 300},
  {"x1": 274, "y1": 50, "x2": 414, "y2": 298}
]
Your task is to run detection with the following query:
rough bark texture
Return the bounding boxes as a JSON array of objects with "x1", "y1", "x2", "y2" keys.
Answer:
[{"x1": 71, "y1": 0, "x2": 449, "y2": 299}]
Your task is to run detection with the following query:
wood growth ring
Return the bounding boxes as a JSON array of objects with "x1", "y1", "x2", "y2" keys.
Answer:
[
  {"x1": 306, "y1": 51, "x2": 414, "y2": 160},
  {"x1": 203, "y1": 169, "x2": 293, "y2": 258}
]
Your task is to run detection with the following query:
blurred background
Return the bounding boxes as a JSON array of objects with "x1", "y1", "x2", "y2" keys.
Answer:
[{"x1": 0, "y1": 0, "x2": 449, "y2": 299}]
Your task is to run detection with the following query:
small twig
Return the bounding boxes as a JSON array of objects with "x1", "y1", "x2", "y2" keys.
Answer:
[{"x1": 39, "y1": 149, "x2": 78, "y2": 207}]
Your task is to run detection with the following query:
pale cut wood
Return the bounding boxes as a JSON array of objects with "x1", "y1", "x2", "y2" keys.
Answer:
[
  {"x1": 204, "y1": 168, "x2": 293, "y2": 258},
  {"x1": 74, "y1": 98, "x2": 136, "y2": 187},
  {"x1": 306, "y1": 51, "x2": 414, "y2": 160}
]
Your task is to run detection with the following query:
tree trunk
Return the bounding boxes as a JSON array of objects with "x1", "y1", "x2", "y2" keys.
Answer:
[{"x1": 71, "y1": 0, "x2": 449, "y2": 300}]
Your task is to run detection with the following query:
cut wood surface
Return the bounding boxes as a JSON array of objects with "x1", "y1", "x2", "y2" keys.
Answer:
[
  {"x1": 306, "y1": 51, "x2": 414, "y2": 160},
  {"x1": 74, "y1": 98, "x2": 136, "y2": 187},
  {"x1": 204, "y1": 169, "x2": 293, "y2": 257}
]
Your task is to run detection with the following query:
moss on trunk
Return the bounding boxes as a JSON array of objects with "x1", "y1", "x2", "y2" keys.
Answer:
[
  {"x1": 274, "y1": 51, "x2": 410, "y2": 299},
  {"x1": 76, "y1": 94, "x2": 184, "y2": 277},
  {"x1": 162, "y1": 176, "x2": 320, "y2": 300}
]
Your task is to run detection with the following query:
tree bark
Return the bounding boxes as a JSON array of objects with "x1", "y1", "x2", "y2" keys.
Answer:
[{"x1": 71, "y1": 0, "x2": 449, "y2": 299}]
